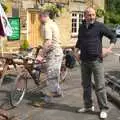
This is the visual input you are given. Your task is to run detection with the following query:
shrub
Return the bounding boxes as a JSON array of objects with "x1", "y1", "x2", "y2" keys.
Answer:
[
  {"x1": 104, "y1": 11, "x2": 120, "y2": 24},
  {"x1": 96, "y1": 9, "x2": 105, "y2": 18},
  {"x1": 20, "y1": 40, "x2": 30, "y2": 50}
]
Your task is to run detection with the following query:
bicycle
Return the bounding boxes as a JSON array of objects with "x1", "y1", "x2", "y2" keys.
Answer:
[
  {"x1": 9, "y1": 53, "x2": 44, "y2": 107},
  {"x1": 0, "y1": 46, "x2": 69, "y2": 107},
  {"x1": 8, "y1": 47, "x2": 69, "y2": 107}
]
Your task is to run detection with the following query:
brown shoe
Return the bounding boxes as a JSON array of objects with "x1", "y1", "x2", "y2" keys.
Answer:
[
  {"x1": 51, "y1": 92, "x2": 63, "y2": 97},
  {"x1": 32, "y1": 100, "x2": 46, "y2": 107},
  {"x1": 0, "y1": 109, "x2": 9, "y2": 120}
]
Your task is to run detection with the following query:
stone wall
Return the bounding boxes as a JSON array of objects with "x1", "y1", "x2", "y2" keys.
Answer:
[
  {"x1": 4, "y1": 0, "x2": 105, "y2": 49},
  {"x1": 55, "y1": 8, "x2": 72, "y2": 47},
  {"x1": 5, "y1": 0, "x2": 104, "y2": 30},
  {"x1": 85, "y1": 0, "x2": 104, "y2": 9}
]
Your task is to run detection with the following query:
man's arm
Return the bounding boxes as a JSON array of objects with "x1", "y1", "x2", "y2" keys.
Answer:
[
  {"x1": 101, "y1": 24, "x2": 117, "y2": 56},
  {"x1": 101, "y1": 23, "x2": 117, "y2": 45},
  {"x1": 74, "y1": 25, "x2": 81, "y2": 61},
  {"x1": 43, "y1": 25, "x2": 53, "y2": 53},
  {"x1": 43, "y1": 39, "x2": 53, "y2": 50}
]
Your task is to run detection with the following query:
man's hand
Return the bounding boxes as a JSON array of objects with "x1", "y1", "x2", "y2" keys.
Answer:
[
  {"x1": 74, "y1": 48, "x2": 80, "y2": 62},
  {"x1": 43, "y1": 40, "x2": 54, "y2": 53},
  {"x1": 75, "y1": 53, "x2": 80, "y2": 62},
  {"x1": 36, "y1": 56, "x2": 44, "y2": 63},
  {"x1": 44, "y1": 40, "x2": 53, "y2": 49},
  {"x1": 102, "y1": 48, "x2": 112, "y2": 57}
]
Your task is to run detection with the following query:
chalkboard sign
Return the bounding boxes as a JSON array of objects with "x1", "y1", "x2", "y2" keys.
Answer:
[{"x1": 7, "y1": 17, "x2": 20, "y2": 41}]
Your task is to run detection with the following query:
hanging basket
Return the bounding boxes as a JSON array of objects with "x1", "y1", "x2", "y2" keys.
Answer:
[
  {"x1": 1, "y1": 3, "x2": 8, "y2": 13},
  {"x1": 40, "y1": 3, "x2": 65, "y2": 19}
]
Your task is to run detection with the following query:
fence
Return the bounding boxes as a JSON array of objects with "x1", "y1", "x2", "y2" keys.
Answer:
[{"x1": 103, "y1": 37, "x2": 120, "y2": 49}]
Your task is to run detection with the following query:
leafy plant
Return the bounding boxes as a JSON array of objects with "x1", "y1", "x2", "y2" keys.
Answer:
[
  {"x1": 0, "y1": 0, "x2": 8, "y2": 12},
  {"x1": 20, "y1": 40, "x2": 30, "y2": 50},
  {"x1": 104, "y1": 11, "x2": 120, "y2": 24},
  {"x1": 96, "y1": 9, "x2": 105, "y2": 18},
  {"x1": 1, "y1": 3, "x2": 8, "y2": 12},
  {"x1": 105, "y1": 0, "x2": 120, "y2": 24},
  {"x1": 41, "y1": 3, "x2": 64, "y2": 19}
]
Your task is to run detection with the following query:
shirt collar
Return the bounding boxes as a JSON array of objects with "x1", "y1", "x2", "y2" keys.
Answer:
[{"x1": 83, "y1": 20, "x2": 96, "y2": 29}]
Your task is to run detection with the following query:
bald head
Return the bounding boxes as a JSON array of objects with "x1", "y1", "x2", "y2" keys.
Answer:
[{"x1": 84, "y1": 7, "x2": 96, "y2": 23}]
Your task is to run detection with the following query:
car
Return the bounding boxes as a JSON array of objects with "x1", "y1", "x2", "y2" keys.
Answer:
[{"x1": 116, "y1": 25, "x2": 120, "y2": 37}]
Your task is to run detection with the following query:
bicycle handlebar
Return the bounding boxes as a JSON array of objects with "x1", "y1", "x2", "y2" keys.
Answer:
[
  {"x1": 12, "y1": 53, "x2": 46, "y2": 64},
  {"x1": 12, "y1": 53, "x2": 35, "y2": 61}
]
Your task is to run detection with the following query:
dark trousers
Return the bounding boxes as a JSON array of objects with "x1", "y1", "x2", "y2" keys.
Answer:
[{"x1": 81, "y1": 59, "x2": 109, "y2": 110}]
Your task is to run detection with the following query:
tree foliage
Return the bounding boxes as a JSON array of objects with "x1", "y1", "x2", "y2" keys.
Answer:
[
  {"x1": 105, "y1": 0, "x2": 120, "y2": 24},
  {"x1": 96, "y1": 9, "x2": 105, "y2": 18}
]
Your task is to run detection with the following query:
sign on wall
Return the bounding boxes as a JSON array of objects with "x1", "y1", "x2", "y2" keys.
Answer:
[{"x1": 7, "y1": 17, "x2": 20, "y2": 41}]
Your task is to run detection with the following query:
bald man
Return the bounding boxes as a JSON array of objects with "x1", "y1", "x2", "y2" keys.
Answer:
[{"x1": 75, "y1": 8, "x2": 116, "y2": 119}]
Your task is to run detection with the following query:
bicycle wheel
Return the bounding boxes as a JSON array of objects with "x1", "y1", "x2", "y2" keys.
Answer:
[
  {"x1": 10, "y1": 72, "x2": 27, "y2": 107},
  {"x1": 60, "y1": 65, "x2": 68, "y2": 83}
]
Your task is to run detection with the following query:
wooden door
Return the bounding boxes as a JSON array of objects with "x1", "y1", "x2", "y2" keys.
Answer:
[{"x1": 27, "y1": 9, "x2": 44, "y2": 47}]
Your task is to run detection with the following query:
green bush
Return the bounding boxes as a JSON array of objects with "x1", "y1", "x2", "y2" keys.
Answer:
[
  {"x1": 105, "y1": 0, "x2": 120, "y2": 25},
  {"x1": 96, "y1": 9, "x2": 105, "y2": 18},
  {"x1": 104, "y1": 11, "x2": 120, "y2": 24},
  {"x1": 0, "y1": 0, "x2": 8, "y2": 13},
  {"x1": 1, "y1": 3, "x2": 7, "y2": 12},
  {"x1": 20, "y1": 40, "x2": 30, "y2": 50}
]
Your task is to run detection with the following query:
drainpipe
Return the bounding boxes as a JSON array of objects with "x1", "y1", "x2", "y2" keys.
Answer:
[
  {"x1": 92, "y1": 0, "x2": 94, "y2": 7},
  {"x1": 34, "y1": 0, "x2": 39, "y2": 9},
  {"x1": 40, "y1": 0, "x2": 45, "y2": 6}
]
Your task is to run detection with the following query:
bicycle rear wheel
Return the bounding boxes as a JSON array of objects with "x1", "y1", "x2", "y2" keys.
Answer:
[{"x1": 10, "y1": 72, "x2": 27, "y2": 107}]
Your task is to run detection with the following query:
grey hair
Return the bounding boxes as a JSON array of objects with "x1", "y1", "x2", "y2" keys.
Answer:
[{"x1": 84, "y1": 7, "x2": 96, "y2": 15}]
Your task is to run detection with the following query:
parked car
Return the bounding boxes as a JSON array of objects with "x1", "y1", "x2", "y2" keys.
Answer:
[
  {"x1": 116, "y1": 25, "x2": 120, "y2": 37},
  {"x1": 106, "y1": 24, "x2": 116, "y2": 33}
]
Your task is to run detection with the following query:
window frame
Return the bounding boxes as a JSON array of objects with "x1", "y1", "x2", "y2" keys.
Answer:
[{"x1": 71, "y1": 11, "x2": 83, "y2": 37}]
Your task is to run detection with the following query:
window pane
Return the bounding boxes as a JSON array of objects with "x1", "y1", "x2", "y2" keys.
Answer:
[
  {"x1": 72, "y1": 28, "x2": 74, "y2": 32},
  {"x1": 72, "y1": 12, "x2": 83, "y2": 34},
  {"x1": 74, "y1": 28, "x2": 77, "y2": 32}
]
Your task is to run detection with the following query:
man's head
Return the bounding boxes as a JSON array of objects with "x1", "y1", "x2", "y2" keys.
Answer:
[
  {"x1": 39, "y1": 10, "x2": 50, "y2": 24},
  {"x1": 84, "y1": 7, "x2": 96, "y2": 24}
]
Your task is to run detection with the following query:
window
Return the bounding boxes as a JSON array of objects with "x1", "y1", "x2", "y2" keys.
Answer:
[{"x1": 71, "y1": 12, "x2": 83, "y2": 36}]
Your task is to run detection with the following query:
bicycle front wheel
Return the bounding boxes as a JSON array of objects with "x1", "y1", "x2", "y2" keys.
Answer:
[{"x1": 10, "y1": 72, "x2": 27, "y2": 107}]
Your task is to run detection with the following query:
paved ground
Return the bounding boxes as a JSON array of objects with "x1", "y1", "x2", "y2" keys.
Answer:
[{"x1": 0, "y1": 49, "x2": 120, "y2": 120}]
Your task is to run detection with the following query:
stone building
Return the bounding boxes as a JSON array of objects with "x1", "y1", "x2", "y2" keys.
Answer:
[{"x1": 4, "y1": 0, "x2": 104, "y2": 48}]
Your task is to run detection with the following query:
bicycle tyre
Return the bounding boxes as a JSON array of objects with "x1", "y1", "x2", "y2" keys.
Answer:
[{"x1": 10, "y1": 72, "x2": 27, "y2": 107}]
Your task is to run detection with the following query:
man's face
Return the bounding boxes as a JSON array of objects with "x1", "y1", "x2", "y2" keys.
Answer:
[
  {"x1": 84, "y1": 8, "x2": 96, "y2": 23},
  {"x1": 39, "y1": 15, "x2": 47, "y2": 24}
]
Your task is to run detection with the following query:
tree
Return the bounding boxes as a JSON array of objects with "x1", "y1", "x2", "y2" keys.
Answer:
[{"x1": 105, "y1": 0, "x2": 120, "y2": 24}]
